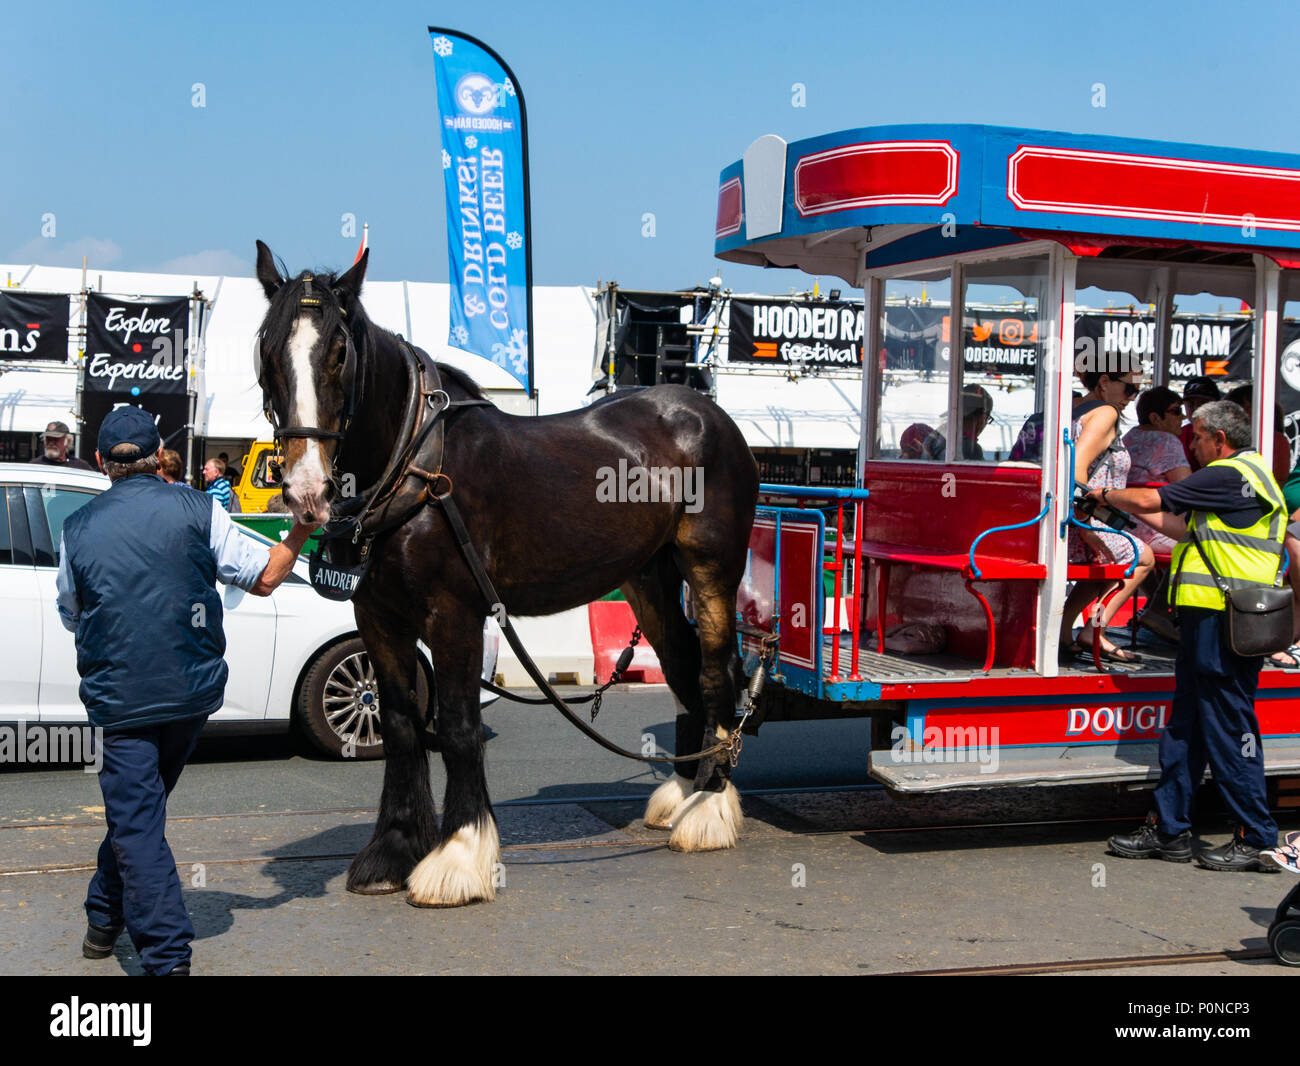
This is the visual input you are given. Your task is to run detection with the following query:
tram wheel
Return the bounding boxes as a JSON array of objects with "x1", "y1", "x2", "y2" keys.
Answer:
[
  {"x1": 1268, "y1": 919, "x2": 1300, "y2": 967},
  {"x1": 295, "y1": 637, "x2": 430, "y2": 760}
]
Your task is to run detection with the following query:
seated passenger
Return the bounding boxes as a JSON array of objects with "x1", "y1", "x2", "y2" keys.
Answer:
[
  {"x1": 899, "y1": 422, "x2": 933, "y2": 460},
  {"x1": 1121, "y1": 386, "x2": 1192, "y2": 641},
  {"x1": 1009, "y1": 393, "x2": 1089, "y2": 463},
  {"x1": 922, "y1": 385, "x2": 993, "y2": 460},
  {"x1": 1226, "y1": 384, "x2": 1291, "y2": 485},
  {"x1": 1009, "y1": 411, "x2": 1044, "y2": 462},
  {"x1": 1122, "y1": 386, "x2": 1190, "y2": 556},
  {"x1": 1124, "y1": 386, "x2": 1191, "y2": 485}
]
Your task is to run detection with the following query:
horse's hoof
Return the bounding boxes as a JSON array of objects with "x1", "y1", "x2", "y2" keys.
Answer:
[
  {"x1": 667, "y1": 782, "x2": 742, "y2": 853},
  {"x1": 644, "y1": 774, "x2": 693, "y2": 830},
  {"x1": 346, "y1": 880, "x2": 404, "y2": 895},
  {"x1": 405, "y1": 819, "x2": 500, "y2": 908},
  {"x1": 345, "y1": 842, "x2": 420, "y2": 895}
]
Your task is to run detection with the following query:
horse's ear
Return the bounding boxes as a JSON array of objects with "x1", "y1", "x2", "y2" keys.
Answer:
[
  {"x1": 334, "y1": 248, "x2": 368, "y2": 308},
  {"x1": 255, "y1": 240, "x2": 283, "y2": 301}
]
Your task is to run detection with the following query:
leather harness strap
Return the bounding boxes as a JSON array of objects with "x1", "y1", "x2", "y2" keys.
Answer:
[{"x1": 314, "y1": 342, "x2": 490, "y2": 548}]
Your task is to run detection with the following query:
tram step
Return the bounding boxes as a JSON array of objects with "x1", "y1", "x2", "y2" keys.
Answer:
[{"x1": 867, "y1": 739, "x2": 1300, "y2": 792}]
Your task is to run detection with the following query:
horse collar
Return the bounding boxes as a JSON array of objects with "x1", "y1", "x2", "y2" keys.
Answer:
[{"x1": 317, "y1": 342, "x2": 485, "y2": 549}]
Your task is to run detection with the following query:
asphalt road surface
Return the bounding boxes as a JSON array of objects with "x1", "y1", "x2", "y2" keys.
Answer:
[{"x1": 2, "y1": 686, "x2": 1297, "y2": 976}]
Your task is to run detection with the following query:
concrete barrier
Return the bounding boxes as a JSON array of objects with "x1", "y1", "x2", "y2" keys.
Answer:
[{"x1": 494, "y1": 607, "x2": 597, "y2": 686}]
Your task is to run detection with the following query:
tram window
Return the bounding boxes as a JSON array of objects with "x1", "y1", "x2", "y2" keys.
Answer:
[
  {"x1": 1277, "y1": 273, "x2": 1300, "y2": 472},
  {"x1": 874, "y1": 271, "x2": 952, "y2": 460},
  {"x1": 963, "y1": 257, "x2": 1048, "y2": 463},
  {"x1": 1074, "y1": 261, "x2": 1258, "y2": 456}
]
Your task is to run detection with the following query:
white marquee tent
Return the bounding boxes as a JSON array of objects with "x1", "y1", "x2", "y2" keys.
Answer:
[{"x1": 0, "y1": 263, "x2": 867, "y2": 453}]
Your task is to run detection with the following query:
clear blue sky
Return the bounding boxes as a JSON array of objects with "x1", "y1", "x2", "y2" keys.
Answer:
[{"x1": 4, "y1": 0, "x2": 1297, "y2": 294}]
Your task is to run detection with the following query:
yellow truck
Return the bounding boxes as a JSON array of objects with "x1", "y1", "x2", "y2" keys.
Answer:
[{"x1": 232, "y1": 440, "x2": 284, "y2": 514}]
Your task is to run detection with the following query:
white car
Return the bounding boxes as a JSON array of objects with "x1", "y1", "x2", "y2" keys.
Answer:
[{"x1": 0, "y1": 462, "x2": 499, "y2": 759}]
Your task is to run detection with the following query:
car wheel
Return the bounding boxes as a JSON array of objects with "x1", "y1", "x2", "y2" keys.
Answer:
[{"x1": 295, "y1": 637, "x2": 430, "y2": 760}]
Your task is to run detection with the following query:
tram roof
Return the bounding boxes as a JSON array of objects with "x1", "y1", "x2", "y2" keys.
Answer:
[{"x1": 713, "y1": 124, "x2": 1300, "y2": 285}]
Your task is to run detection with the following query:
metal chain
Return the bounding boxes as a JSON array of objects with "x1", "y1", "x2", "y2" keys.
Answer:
[
  {"x1": 727, "y1": 634, "x2": 777, "y2": 767},
  {"x1": 592, "y1": 625, "x2": 642, "y2": 722}
]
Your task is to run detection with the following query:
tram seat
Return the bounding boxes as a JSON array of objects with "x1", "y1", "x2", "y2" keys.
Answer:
[
  {"x1": 861, "y1": 462, "x2": 1047, "y2": 672},
  {"x1": 860, "y1": 541, "x2": 1045, "y2": 671}
]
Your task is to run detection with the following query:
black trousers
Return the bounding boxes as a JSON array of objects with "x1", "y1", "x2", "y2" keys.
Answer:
[
  {"x1": 1154, "y1": 608, "x2": 1277, "y2": 848},
  {"x1": 84, "y1": 714, "x2": 208, "y2": 975}
]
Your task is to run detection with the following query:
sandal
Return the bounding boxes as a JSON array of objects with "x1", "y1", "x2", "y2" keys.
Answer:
[
  {"x1": 1270, "y1": 645, "x2": 1300, "y2": 668},
  {"x1": 1262, "y1": 841, "x2": 1300, "y2": 874},
  {"x1": 1098, "y1": 643, "x2": 1142, "y2": 664}
]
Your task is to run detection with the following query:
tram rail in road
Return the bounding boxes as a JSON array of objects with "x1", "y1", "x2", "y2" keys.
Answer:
[
  {"x1": 3, "y1": 696, "x2": 1295, "y2": 976},
  {"x1": 3, "y1": 792, "x2": 1292, "y2": 975}
]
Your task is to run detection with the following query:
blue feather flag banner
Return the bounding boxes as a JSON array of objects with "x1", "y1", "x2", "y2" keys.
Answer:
[{"x1": 429, "y1": 28, "x2": 533, "y2": 393}]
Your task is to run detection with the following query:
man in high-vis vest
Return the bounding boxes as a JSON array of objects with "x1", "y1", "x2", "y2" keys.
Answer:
[{"x1": 1083, "y1": 400, "x2": 1282, "y2": 872}]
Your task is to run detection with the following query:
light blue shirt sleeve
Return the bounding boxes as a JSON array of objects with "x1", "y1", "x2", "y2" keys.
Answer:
[
  {"x1": 55, "y1": 533, "x2": 80, "y2": 632},
  {"x1": 209, "y1": 497, "x2": 271, "y2": 590}
]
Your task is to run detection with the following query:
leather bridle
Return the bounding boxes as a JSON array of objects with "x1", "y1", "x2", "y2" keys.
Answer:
[
  {"x1": 256, "y1": 276, "x2": 360, "y2": 468},
  {"x1": 258, "y1": 278, "x2": 492, "y2": 551}
]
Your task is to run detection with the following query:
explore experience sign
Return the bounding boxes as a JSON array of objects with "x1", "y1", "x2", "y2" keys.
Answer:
[{"x1": 84, "y1": 294, "x2": 190, "y2": 395}]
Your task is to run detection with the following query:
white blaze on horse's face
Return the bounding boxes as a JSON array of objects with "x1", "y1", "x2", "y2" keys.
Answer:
[{"x1": 280, "y1": 312, "x2": 333, "y2": 525}]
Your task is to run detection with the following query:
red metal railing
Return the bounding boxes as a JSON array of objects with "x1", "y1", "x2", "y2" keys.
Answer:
[{"x1": 756, "y1": 484, "x2": 869, "y2": 684}]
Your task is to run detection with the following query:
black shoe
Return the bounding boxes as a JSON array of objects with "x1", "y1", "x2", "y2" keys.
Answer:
[
  {"x1": 1108, "y1": 815, "x2": 1193, "y2": 862},
  {"x1": 1196, "y1": 827, "x2": 1281, "y2": 872},
  {"x1": 82, "y1": 921, "x2": 123, "y2": 959},
  {"x1": 164, "y1": 963, "x2": 191, "y2": 976}
]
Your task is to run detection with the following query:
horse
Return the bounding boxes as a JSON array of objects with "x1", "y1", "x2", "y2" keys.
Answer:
[{"x1": 253, "y1": 240, "x2": 758, "y2": 907}]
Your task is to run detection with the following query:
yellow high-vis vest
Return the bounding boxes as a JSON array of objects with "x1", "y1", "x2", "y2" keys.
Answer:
[{"x1": 1172, "y1": 450, "x2": 1287, "y2": 611}]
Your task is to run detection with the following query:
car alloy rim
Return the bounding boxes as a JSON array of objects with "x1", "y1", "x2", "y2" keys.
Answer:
[{"x1": 322, "y1": 651, "x2": 382, "y2": 749}]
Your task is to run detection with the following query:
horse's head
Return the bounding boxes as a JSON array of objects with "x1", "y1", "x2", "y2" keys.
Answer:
[{"x1": 253, "y1": 239, "x2": 368, "y2": 526}]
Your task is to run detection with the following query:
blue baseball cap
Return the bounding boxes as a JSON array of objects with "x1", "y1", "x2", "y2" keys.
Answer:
[{"x1": 97, "y1": 405, "x2": 162, "y2": 460}]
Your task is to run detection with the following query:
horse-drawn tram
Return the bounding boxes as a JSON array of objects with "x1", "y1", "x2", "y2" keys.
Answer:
[{"x1": 715, "y1": 123, "x2": 1300, "y2": 793}]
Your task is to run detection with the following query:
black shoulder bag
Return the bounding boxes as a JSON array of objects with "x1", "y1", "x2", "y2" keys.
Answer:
[{"x1": 1187, "y1": 524, "x2": 1293, "y2": 657}]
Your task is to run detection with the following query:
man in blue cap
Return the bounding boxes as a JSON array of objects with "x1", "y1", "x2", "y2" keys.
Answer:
[{"x1": 54, "y1": 405, "x2": 317, "y2": 975}]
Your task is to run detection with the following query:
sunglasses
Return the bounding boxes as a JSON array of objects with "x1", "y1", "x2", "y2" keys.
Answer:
[{"x1": 1122, "y1": 382, "x2": 1139, "y2": 397}]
